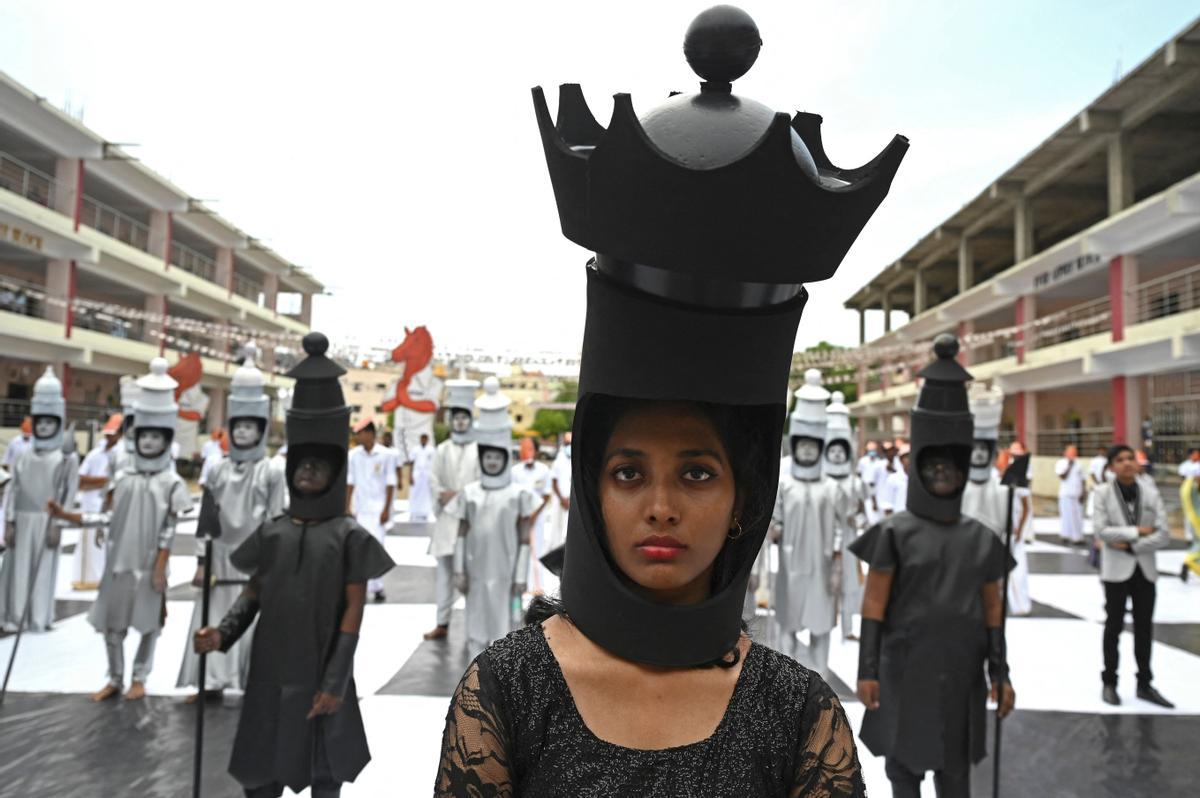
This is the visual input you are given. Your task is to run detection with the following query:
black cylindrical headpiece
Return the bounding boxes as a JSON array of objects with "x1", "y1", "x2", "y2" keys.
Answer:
[
  {"x1": 285, "y1": 332, "x2": 350, "y2": 520},
  {"x1": 534, "y1": 6, "x2": 906, "y2": 667},
  {"x1": 907, "y1": 334, "x2": 974, "y2": 523}
]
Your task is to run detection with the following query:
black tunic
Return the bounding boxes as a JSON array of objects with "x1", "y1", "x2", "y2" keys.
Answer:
[
  {"x1": 435, "y1": 623, "x2": 864, "y2": 797},
  {"x1": 229, "y1": 515, "x2": 394, "y2": 791},
  {"x1": 848, "y1": 511, "x2": 1008, "y2": 773}
]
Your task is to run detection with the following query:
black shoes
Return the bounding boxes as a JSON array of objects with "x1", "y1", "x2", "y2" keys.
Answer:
[
  {"x1": 373, "y1": 591, "x2": 386, "y2": 604},
  {"x1": 1101, "y1": 685, "x2": 1120, "y2": 706},
  {"x1": 1136, "y1": 685, "x2": 1175, "y2": 709}
]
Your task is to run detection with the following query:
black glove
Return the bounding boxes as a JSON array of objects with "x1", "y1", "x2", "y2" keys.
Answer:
[
  {"x1": 858, "y1": 618, "x2": 883, "y2": 681},
  {"x1": 215, "y1": 594, "x2": 260, "y2": 652},
  {"x1": 319, "y1": 632, "x2": 359, "y2": 699},
  {"x1": 987, "y1": 626, "x2": 1010, "y2": 686}
]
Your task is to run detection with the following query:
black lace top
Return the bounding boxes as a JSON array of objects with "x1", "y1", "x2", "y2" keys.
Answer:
[{"x1": 435, "y1": 623, "x2": 865, "y2": 797}]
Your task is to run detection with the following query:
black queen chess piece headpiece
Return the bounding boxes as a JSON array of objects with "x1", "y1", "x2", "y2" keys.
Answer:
[
  {"x1": 285, "y1": 332, "x2": 351, "y2": 520},
  {"x1": 533, "y1": 5, "x2": 906, "y2": 667},
  {"x1": 906, "y1": 334, "x2": 975, "y2": 523}
]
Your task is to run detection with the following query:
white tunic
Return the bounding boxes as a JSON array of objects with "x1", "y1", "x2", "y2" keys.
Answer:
[
  {"x1": 962, "y1": 478, "x2": 1010, "y2": 537},
  {"x1": 1055, "y1": 458, "x2": 1084, "y2": 498},
  {"x1": 428, "y1": 440, "x2": 480, "y2": 558},
  {"x1": 74, "y1": 443, "x2": 113, "y2": 586},
  {"x1": 772, "y1": 477, "x2": 841, "y2": 636},
  {"x1": 512, "y1": 460, "x2": 552, "y2": 590},
  {"x1": 879, "y1": 470, "x2": 908, "y2": 514},
  {"x1": 408, "y1": 442, "x2": 436, "y2": 521},
  {"x1": 0, "y1": 447, "x2": 78, "y2": 631},
  {"x1": 88, "y1": 469, "x2": 191, "y2": 635},
  {"x1": 177, "y1": 457, "x2": 286, "y2": 690},
  {"x1": 546, "y1": 451, "x2": 572, "y2": 550},
  {"x1": 830, "y1": 474, "x2": 868, "y2": 616},
  {"x1": 448, "y1": 481, "x2": 535, "y2": 655}
]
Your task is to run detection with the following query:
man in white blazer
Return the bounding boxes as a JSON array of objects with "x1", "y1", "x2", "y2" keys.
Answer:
[{"x1": 1094, "y1": 443, "x2": 1173, "y2": 708}]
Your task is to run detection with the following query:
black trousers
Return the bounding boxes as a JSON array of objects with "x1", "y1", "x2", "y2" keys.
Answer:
[
  {"x1": 1102, "y1": 565, "x2": 1156, "y2": 688},
  {"x1": 885, "y1": 757, "x2": 970, "y2": 798},
  {"x1": 243, "y1": 721, "x2": 341, "y2": 798}
]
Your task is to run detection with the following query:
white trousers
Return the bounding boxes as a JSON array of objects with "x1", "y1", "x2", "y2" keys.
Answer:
[
  {"x1": 777, "y1": 625, "x2": 831, "y2": 677},
  {"x1": 356, "y1": 508, "x2": 387, "y2": 595},
  {"x1": 434, "y1": 554, "x2": 456, "y2": 627},
  {"x1": 1007, "y1": 540, "x2": 1032, "y2": 615},
  {"x1": 1058, "y1": 494, "x2": 1084, "y2": 542},
  {"x1": 105, "y1": 628, "x2": 158, "y2": 686}
]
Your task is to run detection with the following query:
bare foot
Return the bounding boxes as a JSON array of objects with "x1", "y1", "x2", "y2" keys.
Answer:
[
  {"x1": 846, "y1": 634, "x2": 860, "y2": 642},
  {"x1": 184, "y1": 691, "x2": 201, "y2": 705},
  {"x1": 124, "y1": 681, "x2": 147, "y2": 701},
  {"x1": 423, "y1": 625, "x2": 449, "y2": 641},
  {"x1": 91, "y1": 684, "x2": 120, "y2": 702},
  {"x1": 184, "y1": 689, "x2": 223, "y2": 704}
]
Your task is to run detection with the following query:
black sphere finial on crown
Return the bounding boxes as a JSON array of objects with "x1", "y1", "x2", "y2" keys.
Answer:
[
  {"x1": 683, "y1": 5, "x2": 761, "y2": 88},
  {"x1": 302, "y1": 331, "x2": 329, "y2": 357},
  {"x1": 932, "y1": 333, "x2": 959, "y2": 360}
]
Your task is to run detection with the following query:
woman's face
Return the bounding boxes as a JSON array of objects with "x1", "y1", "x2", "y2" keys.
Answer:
[
  {"x1": 450, "y1": 410, "x2": 472, "y2": 434},
  {"x1": 136, "y1": 429, "x2": 168, "y2": 459},
  {"x1": 33, "y1": 416, "x2": 60, "y2": 440},
  {"x1": 599, "y1": 404, "x2": 739, "y2": 605},
  {"x1": 479, "y1": 447, "x2": 508, "y2": 476},
  {"x1": 230, "y1": 418, "x2": 261, "y2": 449}
]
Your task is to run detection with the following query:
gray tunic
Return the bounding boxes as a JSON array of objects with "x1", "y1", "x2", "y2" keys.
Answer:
[
  {"x1": 228, "y1": 515, "x2": 394, "y2": 791},
  {"x1": 831, "y1": 474, "x2": 868, "y2": 616},
  {"x1": 772, "y1": 476, "x2": 841, "y2": 636},
  {"x1": 88, "y1": 469, "x2": 191, "y2": 635},
  {"x1": 0, "y1": 448, "x2": 78, "y2": 631},
  {"x1": 177, "y1": 457, "x2": 287, "y2": 690}
]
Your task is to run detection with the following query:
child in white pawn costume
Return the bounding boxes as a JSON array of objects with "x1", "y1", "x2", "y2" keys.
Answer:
[
  {"x1": 0, "y1": 366, "x2": 78, "y2": 632},
  {"x1": 771, "y1": 368, "x2": 842, "y2": 676},
  {"x1": 449, "y1": 377, "x2": 535, "y2": 658},
  {"x1": 50, "y1": 358, "x2": 193, "y2": 701},
  {"x1": 177, "y1": 344, "x2": 287, "y2": 697},
  {"x1": 823, "y1": 390, "x2": 869, "y2": 641}
]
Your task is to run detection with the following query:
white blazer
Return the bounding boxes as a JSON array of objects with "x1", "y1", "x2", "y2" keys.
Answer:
[{"x1": 1094, "y1": 475, "x2": 1170, "y2": 584}]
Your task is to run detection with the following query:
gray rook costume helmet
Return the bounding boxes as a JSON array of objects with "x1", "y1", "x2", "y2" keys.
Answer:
[
  {"x1": 284, "y1": 332, "x2": 351, "y2": 520},
  {"x1": 227, "y1": 342, "x2": 271, "y2": 464},
  {"x1": 30, "y1": 366, "x2": 66, "y2": 453},
  {"x1": 789, "y1": 368, "x2": 830, "y2": 481},
  {"x1": 906, "y1": 334, "x2": 974, "y2": 523},
  {"x1": 444, "y1": 378, "x2": 480, "y2": 445},
  {"x1": 533, "y1": 4, "x2": 906, "y2": 667},
  {"x1": 474, "y1": 376, "x2": 514, "y2": 490},
  {"x1": 823, "y1": 390, "x2": 854, "y2": 478},
  {"x1": 967, "y1": 383, "x2": 1004, "y2": 483},
  {"x1": 132, "y1": 358, "x2": 179, "y2": 473}
]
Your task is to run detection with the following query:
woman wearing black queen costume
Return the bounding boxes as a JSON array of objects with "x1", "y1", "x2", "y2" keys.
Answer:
[{"x1": 435, "y1": 6, "x2": 906, "y2": 796}]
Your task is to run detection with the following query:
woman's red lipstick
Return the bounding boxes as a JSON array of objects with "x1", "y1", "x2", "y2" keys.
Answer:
[{"x1": 636, "y1": 534, "x2": 687, "y2": 561}]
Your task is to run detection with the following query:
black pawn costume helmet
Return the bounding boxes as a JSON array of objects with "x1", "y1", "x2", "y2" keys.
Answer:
[
  {"x1": 534, "y1": 5, "x2": 906, "y2": 667},
  {"x1": 907, "y1": 334, "x2": 974, "y2": 523},
  {"x1": 285, "y1": 332, "x2": 351, "y2": 520}
]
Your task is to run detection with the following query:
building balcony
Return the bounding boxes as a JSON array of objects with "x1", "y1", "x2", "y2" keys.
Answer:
[
  {"x1": 0, "y1": 150, "x2": 54, "y2": 209},
  {"x1": 1036, "y1": 426, "x2": 1113, "y2": 457},
  {"x1": 78, "y1": 194, "x2": 151, "y2": 253},
  {"x1": 232, "y1": 272, "x2": 263, "y2": 304},
  {"x1": 1133, "y1": 261, "x2": 1200, "y2": 324},
  {"x1": 169, "y1": 240, "x2": 217, "y2": 282}
]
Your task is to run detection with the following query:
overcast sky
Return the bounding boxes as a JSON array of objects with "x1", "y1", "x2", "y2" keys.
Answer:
[{"x1": 2, "y1": 1, "x2": 1197, "y2": 358}]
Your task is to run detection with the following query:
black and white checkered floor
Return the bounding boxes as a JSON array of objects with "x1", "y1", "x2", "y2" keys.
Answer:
[{"x1": 0, "y1": 507, "x2": 1195, "y2": 797}]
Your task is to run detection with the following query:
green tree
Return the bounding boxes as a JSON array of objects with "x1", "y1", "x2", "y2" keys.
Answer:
[
  {"x1": 530, "y1": 409, "x2": 572, "y2": 439},
  {"x1": 794, "y1": 341, "x2": 858, "y2": 404}
]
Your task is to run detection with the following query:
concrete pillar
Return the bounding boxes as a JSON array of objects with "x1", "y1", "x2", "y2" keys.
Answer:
[
  {"x1": 1014, "y1": 195, "x2": 1035, "y2": 263},
  {"x1": 145, "y1": 294, "x2": 166, "y2": 347},
  {"x1": 263, "y1": 273, "x2": 279, "y2": 312},
  {"x1": 216, "y1": 247, "x2": 235, "y2": 294},
  {"x1": 958, "y1": 236, "x2": 974, "y2": 293},
  {"x1": 1016, "y1": 390, "x2": 1039, "y2": 452},
  {"x1": 1110, "y1": 374, "x2": 1144, "y2": 447},
  {"x1": 300, "y1": 292, "x2": 314, "y2": 326},
  {"x1": 1015, "y1": 294, "x2": 1036, "y2": 363},
  {"x1": 1109, "y1": 254, "x2": 1140, "y2": 341},
  {"x1": 45, "y1": 259, "x2": 72, "y2": 326},
  {"x1": 208, "y1": 386, "x2": 227, "y2": 432},
  {"x1": 913, "y1": 269, "x2": 927, "y2": 317},
  {"x1": 957, "y1": 319, "x2": 975, "y2": 366},
  {"x1": 858, "y1": 308, "x2": 866, "y2": 345},
  {"x1": 53, "y1": 158, "x2": 84, "y2": 227},
  {"x1": 882, "y1": 291, "x2": 892, "y2": 333},
  {"x1": 148, "y1": 211, "x2": 172, "y2": 266},
  {"x1": 1107, "y1": 130, "x2": 1134, "y2": 216}
]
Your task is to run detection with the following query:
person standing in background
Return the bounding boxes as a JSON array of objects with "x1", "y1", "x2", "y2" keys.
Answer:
[
  {"x1": 347, "y1": 419, "x2": 395, "y2": 603},
  {"x1": 510, "y1": 437, "x2": 552, "y2": 593},
  {"x1": 547, "y1": 431, "x2": 572, "y2": 551},
  {"x1": 879, "y1": 444, "x2": 910, "y2": 517},
  {"x1": 1055, "y1": 444, "x2": 1085, "y2": 544},
  {"x1": 73, "y1": 414, "x2": 123, "y2": 590},
  {"x1": 408, "y1": 433, "x2": 436, "y2": 522},
  {"x1": 1178, "y1": 449, "x2": 1200, "y2": 544},
  {"x1": 0, "y1": 417, "x2": 33, "y2": 528},
  {"x1": 1086, "y1": 446, "x2": 1109, "y2": 518}
]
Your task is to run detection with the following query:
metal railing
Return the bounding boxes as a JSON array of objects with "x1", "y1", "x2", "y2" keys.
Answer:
[
  {"x1": 1036, "y1": 426, "x2": 1114, "y2": 456},
  {"x1": 0, "y1": 150, "x2": 55, "y2": 208},
  {"x1": 79, "y1": 194, "x2": 151, "y2": 253},
  {"x1": 0, "y1": 398, "x2": 116, "y2": 428},
  {"x1": 0, "y1": 275, "x2": 50, "y2": 321},
  {"x1": 965, "y1": 338, "x2": 1015, "y2": 366},
  {"x1": 232, "y1": 272, "x2": 263, "y2": 304},
  {"x1": 1133, "y1": 262, "x2": 1200, "y2": 325},
  {"x1": 1032, "y1": 296, "x2": 1111, "y2": 349},
  {"x1": 169, "y1": 240, "x2": 218, "y2": 282}
]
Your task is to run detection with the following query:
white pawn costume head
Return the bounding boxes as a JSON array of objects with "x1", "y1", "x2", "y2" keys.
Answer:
[
  {"x1": 228, "y1": 343, "x2": 270, "y2": 463},
  {"x1": 474, "y1": 376, "x2": 513, "y2": 490},
  {"x1": 133, "y1": 357, "x2": 179, "y2": 473},
  {"x1": 444, "y1": 378, "x2": 480, "y2": 445},
  {"x1": 789, "y1": 368, "x2": 830, "y2": 480},
  {"x1": 119, "y1": 374, "x2": 140, "y2": 453},
  {"x1": 30, "y1": 366, "x2": 66, "y2": 453},
  {"x1": 823, "y1": 390, "x2": 853, "y2": 478},
  {"x1": 967, "y1": 383, "x2": 1004, "y2": 483}
]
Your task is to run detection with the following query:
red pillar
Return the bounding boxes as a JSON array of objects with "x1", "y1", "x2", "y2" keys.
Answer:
[
  {"x1": 1015, "y1": 391, "x2": 1027, "y2": 446},
  {"x1": 1109, "y1": 256, "x2": 1125, "y2": 343},
  {"x1": 1112, "y1": 375, "x2": 1127, "y2": 445},
  {"x1": 65, "y1": 260, "x2": 77, "y2": 338}
]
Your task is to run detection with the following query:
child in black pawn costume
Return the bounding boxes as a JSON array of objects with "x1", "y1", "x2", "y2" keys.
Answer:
[
  {"x1": 436, "y1": 5, "x2": 906, "y2": 794},
  {"x1": 850, "y1": 334, "x2": 1015, "y2": 798},
  {"x1": 194, "y1": 332, "x2": 395, "y2": 798}
]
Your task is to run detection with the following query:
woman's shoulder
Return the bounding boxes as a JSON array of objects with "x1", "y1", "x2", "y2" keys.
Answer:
[
  {"x1": 481, "y1": 623, "x2": 555, "y2": 686},
  {"x1": 743, "y1": 642, "x2": 818, "y2": 712}
]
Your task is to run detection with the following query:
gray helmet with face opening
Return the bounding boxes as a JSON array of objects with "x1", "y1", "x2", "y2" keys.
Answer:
[
  {"x1": 227, "y1": 343, "x2": 270, "y2": 463},
  {"x1": 444, "y1": 378, "x2": 480, "y2": 444},
  {"x1": 788, "y1": 368, "x2": 829, "y2": 480},
  {"x1": 823, "y1": 390, "x2": 853, "y2": 478},
  {"x1": 967, "y1": 382, "x2": 1004, "y2": 483},
  {"x1": 30, "y1": 366, "x2": 66, "y2": 453},
  {"x1": 133, "y1": 357, "x2": 179, "y2": 473},
  {"x1": 474, "y1": 376, "x2": 513, "y2": 489}
]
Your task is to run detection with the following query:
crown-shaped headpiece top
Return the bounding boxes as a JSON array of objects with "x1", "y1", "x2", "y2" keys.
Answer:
[{"x1": 533, "y1": 5, "x2": 907, "y2": 303}]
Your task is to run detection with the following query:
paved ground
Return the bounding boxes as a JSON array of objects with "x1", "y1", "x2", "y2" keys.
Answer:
[{"x1": 0, "y1": 508, "x2": 1196, "y2": 796}]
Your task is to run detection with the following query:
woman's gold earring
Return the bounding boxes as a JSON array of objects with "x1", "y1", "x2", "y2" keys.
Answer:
[{"x1": 727, "y1": 518, "x2": 745, "y2": 541}]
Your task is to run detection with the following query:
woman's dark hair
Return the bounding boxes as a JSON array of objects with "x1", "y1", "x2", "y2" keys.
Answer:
[
  {"x1": 1106, "y1": 444, "x2": 1135, "y2": 465},
  {"x1": 526, "y1": 395, "x2": 778, "y2": 669}
]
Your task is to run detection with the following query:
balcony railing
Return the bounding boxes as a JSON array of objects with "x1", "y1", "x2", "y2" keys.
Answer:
[
  {"x1": 232, "y1": 272, "x2": 263, "y2": 304},
  {"x1": 1133, "y1": 262, "x2": 1200, "y2": 325},
  {"x1": 1032, "y1": 296, "x2": 1111, "y2": 350},
  {"x1": 0, "y1": 398, "x2": 116, "y2": 428},
  {"x1": 79, "y1": 194, "x2": 151, "y2": 253},
  {"x1": 0, "y1": 150, "x2": 55, "y2": 208},
  {"x1": 170, "y1": 240, "x2": 217, "y2": 282},
  {"x1": 965, "y1": 338, "x2": 1015, "y2": 366},
  {"x1": 1036, "y1": 426, "x2": 1114, "y2": 456}
]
